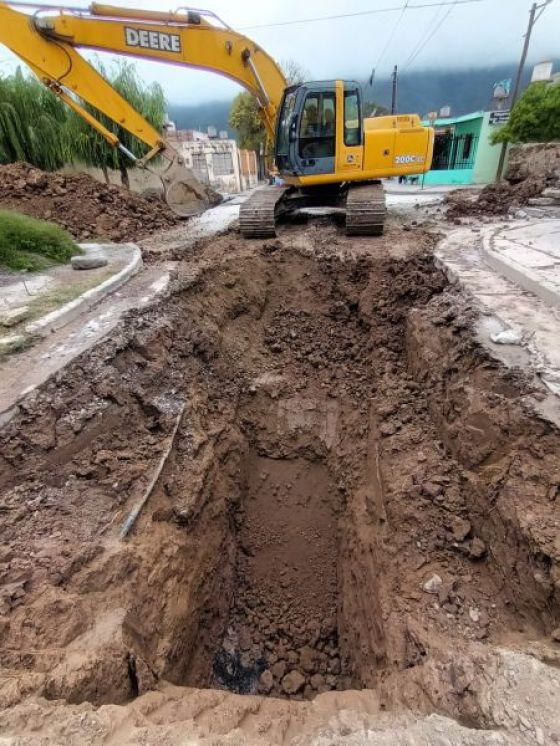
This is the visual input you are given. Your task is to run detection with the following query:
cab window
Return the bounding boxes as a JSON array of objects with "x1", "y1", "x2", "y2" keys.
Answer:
[
  {"x1": 276, "y1": 90, "x2": 297, "y2": 157},
  {"x1": 299, "y1": 91, "x2": 336, "y2": 159},
  {"x1": 344, "y1": 89, "x2": 362, "y2": 147}
]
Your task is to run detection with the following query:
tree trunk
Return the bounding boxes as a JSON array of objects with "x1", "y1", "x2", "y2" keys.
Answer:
[
  {"x1": 119, "y1": 163, "x2": 130, "y2": 190},
  {"x1": 101, "y1": 163, "x2": 110, "y2": 185}
]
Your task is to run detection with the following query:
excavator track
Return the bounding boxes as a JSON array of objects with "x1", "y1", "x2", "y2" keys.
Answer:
[
  {"x1": 345, "y1": 182, "x2": 387, "y2": 236},
  {"x1": 239, "y1": 186, "x2": 289, "y2": 238}
]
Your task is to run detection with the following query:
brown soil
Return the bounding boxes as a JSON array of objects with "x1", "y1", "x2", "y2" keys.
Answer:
[
  {"x1": 0, "y1": 219, "x2": 559, "y2": 742},
  {"x1": 445, "y1": 176, "x2": 545, "y2": 219},
  {"x1": 0, "y1": 162, "x2": 180, "y2": 242}
]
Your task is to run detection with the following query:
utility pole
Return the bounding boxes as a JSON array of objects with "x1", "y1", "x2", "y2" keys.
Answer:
[
  {"x1": 495, "y1": 0, "x2": 552, "y2": 182},
  {"x1": 391, "y1": 65, "x2": 398, "y2": 114}
]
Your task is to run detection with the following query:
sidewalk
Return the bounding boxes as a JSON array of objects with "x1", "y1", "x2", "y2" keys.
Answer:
[
  {"x1": 482, "y1": 220, "x2": 560, "y2": 308},
  {"x1": 435, "y1": 218, "x2": 560, "y2": 415},
  {"x1": 0, "y1": 243, "x2": 141, "y2": 350},
  {"x1": 0, "y1": 201, "x2": 240, "y2": 420}
]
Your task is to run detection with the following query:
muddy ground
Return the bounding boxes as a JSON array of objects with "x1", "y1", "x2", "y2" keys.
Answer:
[{"x1": 0, "y1": 216, "x2": 559, "y2": 744}]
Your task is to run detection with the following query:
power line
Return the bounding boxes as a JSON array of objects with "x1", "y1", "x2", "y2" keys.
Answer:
[
  {"x1": 239, "y1": 0, "x2": 484, "y2": 31},
  {"x1": 374, "y1": 1, "x2": 410, "y2": 71},
  {"x1": 401, "y1": 2, "x2": 447, "y2": 68},
  {"x1": 403, "y1": 0, "x2": 458, "y2": 69}
]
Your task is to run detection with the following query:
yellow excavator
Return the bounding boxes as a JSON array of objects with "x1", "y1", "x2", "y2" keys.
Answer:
[{"x1": 0, "y1": 2, "x2": 434, "y2": 237}]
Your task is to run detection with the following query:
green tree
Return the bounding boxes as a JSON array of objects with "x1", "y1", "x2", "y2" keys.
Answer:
[
  {"x1": 0, "y1": 68, "x2": 70, "y2": 170},
  {"x1": 492, "y1": 81, "x2": 560, "y2": 144},
  {"x1": 229, "y1": 91, "x2": 266, "y2": 152},
  {"x1": 66, "y1": 59, "x2": 166, "y2": 187},
  {"x1": 228, "y1": 59, "x2": 309, "y2": 155}
]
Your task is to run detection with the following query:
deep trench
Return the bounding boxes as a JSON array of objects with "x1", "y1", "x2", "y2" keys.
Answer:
[
  {"x1": 133, "y1": 239, "x2": 557, "y2": 702},
  {"x1": 0, "y1": 230, "x2": 558, "y2": 711}
]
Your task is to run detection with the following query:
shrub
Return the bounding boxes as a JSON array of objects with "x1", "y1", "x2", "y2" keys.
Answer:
[
  {"x1": 492, "y1": 82, "x2": 560, "y2": 144},
  {"x1": 0, "y1": 210, "x2": 79, "y2": 271}
]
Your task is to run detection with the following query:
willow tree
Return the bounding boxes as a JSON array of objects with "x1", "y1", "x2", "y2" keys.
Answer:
[
  {"x1": 0, "y1": 68, "x2": 70, "y2": 170},
  {"x1": 66, "y1": 59, "x2": 166, "y2": 188}
]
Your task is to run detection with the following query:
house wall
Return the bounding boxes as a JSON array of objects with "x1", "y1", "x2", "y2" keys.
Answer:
[
  {"x1": 421, "y1": 168, "x2": 474, "y2": 186},
  {"x1": 178, "y1": 140, "x2": 241, "y2": 193},
  {"x1": 473, "y1": 112, "x2": 507, "y2": 184},
  {"x1": 416, "y1": 112, "x2": 507, "y2": 186},
  {"x1": 417, "y1": 115, "x2": 482, "y2": 185}
]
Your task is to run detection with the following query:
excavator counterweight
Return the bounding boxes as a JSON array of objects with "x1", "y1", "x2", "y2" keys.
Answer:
[{"x1": 0, "y1": 2, "x2": 434, "y2": 236}]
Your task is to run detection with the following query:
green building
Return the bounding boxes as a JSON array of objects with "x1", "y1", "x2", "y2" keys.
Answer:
[{"x1": 420, "y1": 111, "x2": 506, "y2": 186}]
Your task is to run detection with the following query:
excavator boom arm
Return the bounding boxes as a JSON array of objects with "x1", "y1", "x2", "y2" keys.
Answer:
[{"x1": 0, "y1": 3, "x2": 287, "y2": 160}]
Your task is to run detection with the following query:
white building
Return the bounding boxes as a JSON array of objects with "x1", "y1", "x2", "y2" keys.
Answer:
[{"x1": 167, "y1": 128, "x2": 258, "y2": 194}]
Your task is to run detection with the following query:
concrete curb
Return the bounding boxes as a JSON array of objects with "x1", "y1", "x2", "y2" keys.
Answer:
[
  {"x1": 25, "y1": 243, "x2": 143, "y2": 337},
  {"x1": 481, "y1": 222, "x2": 560, "y2": 310}
]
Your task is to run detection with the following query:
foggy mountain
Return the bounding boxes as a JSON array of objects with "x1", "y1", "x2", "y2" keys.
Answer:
[{"x1": 363, "y1": 63, "x2": 538, "y2": 116}]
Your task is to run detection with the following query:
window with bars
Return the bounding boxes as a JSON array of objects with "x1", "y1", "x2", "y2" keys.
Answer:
[
  {"x1": 213, "y1": 151, "x2": 234, "y2": 176},
  {"x1": 191, "y1": 152, "x2": 209, "y2": 183}
]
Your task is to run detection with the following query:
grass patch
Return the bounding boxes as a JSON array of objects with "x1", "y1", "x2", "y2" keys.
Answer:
[
  {"x1": 25, "y1": 271, "x2": 113, "y2": 321},
  {"x1": 0, "y1": 210, "x2": 80, "y2": 272},
  {"x1": 0, "y1": 333, "x2": 32, "y2": 358}
]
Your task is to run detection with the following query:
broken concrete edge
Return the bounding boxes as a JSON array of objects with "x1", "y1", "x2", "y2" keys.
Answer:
[
  {"x1": 481, "y1": 221, "x2": 560, "y2": 310},
  {"x1": 25, "y1": 243, "x2": 143, "y2": 337},
  {"x1": 0, "y1": 265, "x2": 175, "y2": 425},
  {"x1": 434, "y1": 226, "x2": 560, "y2": 428}
]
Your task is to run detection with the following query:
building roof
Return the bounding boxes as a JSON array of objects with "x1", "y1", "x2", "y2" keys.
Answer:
[{"x1": 422, "y1": 110, "x2": 485, "y2": 127}]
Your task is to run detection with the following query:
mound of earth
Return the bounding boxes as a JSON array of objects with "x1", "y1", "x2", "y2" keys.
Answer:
[
  {"x1": 445, "y1": 176, "x2": 546, "y2": 219},
  {"x1": 0, "y1": 162, "x2": 181, "y2": 242}
]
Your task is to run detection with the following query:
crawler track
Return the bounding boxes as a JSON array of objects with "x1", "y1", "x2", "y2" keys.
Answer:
[
  {"x1": 239, "y1": 185, "x2": 289, "y2": 238},
  {"x1": 345, "y1": 181, "x2": 387, "y2": 235}
]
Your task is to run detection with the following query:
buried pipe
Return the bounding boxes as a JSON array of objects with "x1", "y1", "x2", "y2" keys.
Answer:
[{"x1": 120, "y1": 403, "x2": 186, "y2": 539}]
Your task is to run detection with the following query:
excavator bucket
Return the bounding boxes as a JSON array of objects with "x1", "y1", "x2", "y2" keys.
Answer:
[{"x1": 158, "y1": 157, "x2": 222, "y2": 217}]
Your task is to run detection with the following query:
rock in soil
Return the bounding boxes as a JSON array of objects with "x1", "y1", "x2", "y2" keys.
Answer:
[
  {"x1": 71, "y1": 253, "x2": 108, "y2": 270},
  {"x1": 423, "y1": 574, "x2": 443, "y2": 594},
  {"x1": 282, "y1": 670, "x2": 306, "y2": 695}
]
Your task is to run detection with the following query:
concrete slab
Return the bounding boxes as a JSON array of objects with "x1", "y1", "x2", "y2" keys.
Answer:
[
  {"x1": 0, "y1": 262, "x2": 176, "y2": 420},
  {"x1": 25, "y1": 243, "x2": 142, "y2": 336}
]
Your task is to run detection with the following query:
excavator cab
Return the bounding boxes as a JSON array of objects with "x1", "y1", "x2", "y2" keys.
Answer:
[
  {"x1": 274, "y1": 79, "x2": 433, "y2": 190},
  {"x1": 275, "y1": 80, "x2": 357, "y2": 178}
]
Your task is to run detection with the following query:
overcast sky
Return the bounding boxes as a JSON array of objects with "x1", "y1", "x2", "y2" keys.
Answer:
[{"x1": 1, "y1": 0, "x2": 559, "y2": 104}]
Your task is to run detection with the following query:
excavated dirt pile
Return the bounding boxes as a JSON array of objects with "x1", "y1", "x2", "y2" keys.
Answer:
[
  {"x1": 0, "y1": 162, "x2": 180, "y2": 241},
  {"x1": 445, "y1": 176, "x2": 546, "y2": 219},
  {"x1": 0, "y1": 223, "x2": 559, "y2": 743}
]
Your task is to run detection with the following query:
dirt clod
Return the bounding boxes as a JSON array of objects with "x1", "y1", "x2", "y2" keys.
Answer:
[
  {"x1": 445, "y1": 177, "x2": 546, "y2": 219},
  {"x1": 282, "y1": 670, "x2": 306, "y2": 694}
]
